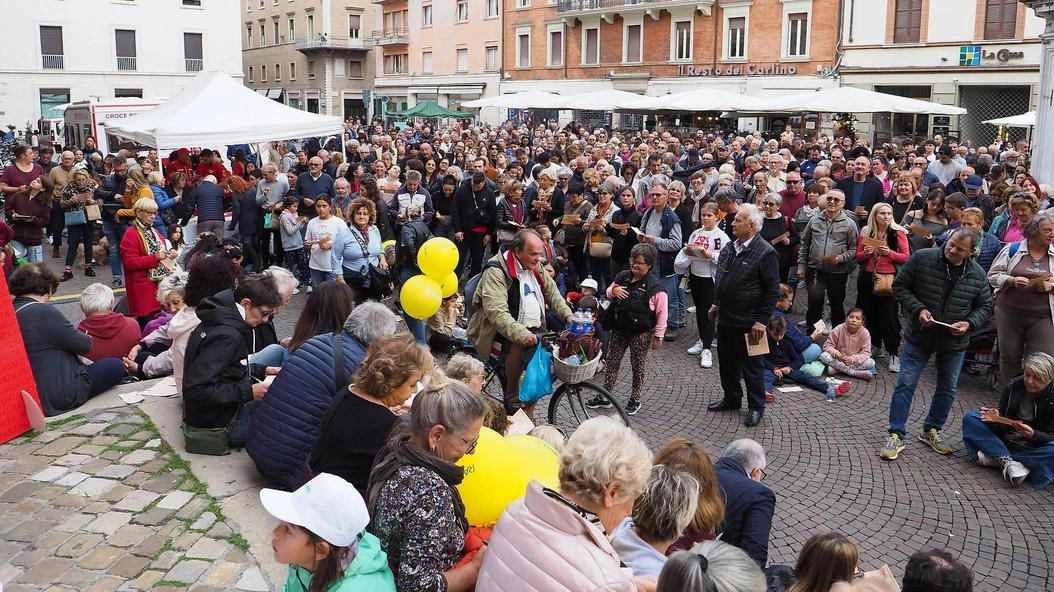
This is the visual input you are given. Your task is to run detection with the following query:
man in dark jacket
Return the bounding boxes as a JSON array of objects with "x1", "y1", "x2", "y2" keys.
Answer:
[
  {"x1": 880, "y1": 228, "x2": 993, "y2": 461},
  {"x1": 182, "y1": 273, "x2": 284, "y2": 448},
  {"x1": 714, "y1": 439, "x2": 775, "y2": 567},
  {"x1": 293, "y1": 155, "x2": 335, "y2": 218},
  {"x1": 640, "y1": 179, "x2": 684, "y2": 340},
  {"x1": 94, "y1": 155, "x2": 130, "y2": 288},
  {"x1": 183, "y1": 175, "x2": 227, "y2": 236},
  {"x1": 836, "y1": 155, "x2": 885, "y2": 225},
  {"x1": 453, "y1": 172, "x2": 497, "y2": 278},
  {"x1": 708, "y1": 204, "x2": 780, "y2": 427}
]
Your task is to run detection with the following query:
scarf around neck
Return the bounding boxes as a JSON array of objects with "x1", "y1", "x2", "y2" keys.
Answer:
[{"x1": 367, "y1": 435, "x2": 468, "y2": 533}]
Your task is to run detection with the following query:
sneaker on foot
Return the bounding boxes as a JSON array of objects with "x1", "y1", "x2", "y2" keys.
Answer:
[
  {"x1": 879, "y1": 433, "x2": 906, "y2": 460},
  {"x1": 833, "y1": 380, "x2": 851, "y2": 397},
  {"x1": 918, "y1": 428, "x2": 953, "y2": 455},
  {"x1": 292, "y1": 288, "x2": 301, "y2": 295},
  {"x1": 585, "y1": 395, "x2": 612, "y2": 409},
  {"x1": 625, "y1": 399, "x2": 641, "y2": 415},
  {"x1": 665, "y1": 327, "x2": 682, "y2": 342},
  {"x1": 83, "y1": 267, "x2": 95, "y2": 277},
  {"x1": 848, "y1": 368, "x2": 874, "y2": 381},
  {"x1": 61, "y1": 270, "x2": 74, "y2": 282},
  {"x1": 306, "y1": 285, "x2": 313, "y2": 294},
  {"x1": 686, "y1": 306, "x2": 697, "y2": 314},
  {"x1": 976, "y1": 451, "x2": 1002, "y2": 468},
  {"x1": 687, "y1": 339, "x2": 705, "y2": 355},
  {"x1": 111, "y1": 276, "x2": 123, "y2": 288},
  {"x1": 765, "y1": 392, "x2": 776, "y2": 404},
  {"x1": 700, "y1": 349, "x2": 713, "y2": 368},
  {"x1": 888, "y1": 355, "x2": 901, "y2": 373},
  {"x1": 1003, "y1": 459, "x2": 1030, "y2": 486}
]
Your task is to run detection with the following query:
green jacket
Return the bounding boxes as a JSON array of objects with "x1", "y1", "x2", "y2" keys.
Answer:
[
  {"x1": 468, "y1": 247, "x2": 572, "y2": 357},
  {"x1": 283, "y1": 531, "x2": 396, "y2": 592},
  {"x1": 893, "y1": 247, "x2": 992, "y2": 352}
]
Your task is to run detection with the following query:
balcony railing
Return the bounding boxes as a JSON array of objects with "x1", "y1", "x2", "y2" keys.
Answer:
[
  {"x1": 371, "y1": 28, "x2": 409, "y2": 45},
  {"x1": 42, "y1": 54, "x2": 64, "y2": 69},
  {"x1": 185, "y1": 58, "x2": 203, "y2": 72},
  {"x1": 117, "y1": 56, "x2": 137, "y2": 71},
  {"x1": 295, "y1": 35, "x2": 371, "y2": 53},
  {"x1": 556, "y1": 0, "x2": 712, "y2": 13}
]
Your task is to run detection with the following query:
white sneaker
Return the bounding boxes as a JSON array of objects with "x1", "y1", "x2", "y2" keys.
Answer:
[
  {"x1": 687, "y1": 339, "x2": 705, "y2": 355},
  {"x1": 797, "y1": 320, "x2": 807, "y2": 327},
  {"x1": 306, "y1": 285, "x2": 314, "y2": 294},
  {"x1": 976, "y1": 451, "x2": 1002, "y2": 468},
  {"x1": 686, "y1": 306, "x2": 697, "y2": 314},
  {"x1": 822, "y1": 321, "x2": 832, "y2": 335},
  {"x1": 700, "y1": 349, "x2": 713, "y2": 368},
  {"x1": 292, "y1": 287, "x2": 301, "y2": 295},
  {"x1": 888, "y1": 355, "x2": 900, "y2": 373},
  {"x1": 1003, "y1": 459, "x2": 1030, "y2": 486}
]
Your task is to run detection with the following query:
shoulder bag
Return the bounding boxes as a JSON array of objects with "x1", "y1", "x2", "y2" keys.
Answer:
[
  {"x1": 871, "y1": 252, "x2": 895, "y2": 295},
  {"x1": 350, "y1": 226, "x2": 392, "y2": 297},
  {"x1": 64, "y1": 208, "x2": 87, "y2": 227}
]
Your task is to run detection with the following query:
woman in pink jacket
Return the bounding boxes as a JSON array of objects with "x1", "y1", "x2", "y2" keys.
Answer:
[{"x1": 477, "y1": 417, "x2": 654, "y2": 592}]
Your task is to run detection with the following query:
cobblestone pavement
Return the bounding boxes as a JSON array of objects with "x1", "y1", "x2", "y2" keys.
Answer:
[
  {"x1": 25, "y1": 259, "x2": 1054, "y2": 591},
  {"x1": 0, "y1": 409, "x2": 270, "y2": 592}
]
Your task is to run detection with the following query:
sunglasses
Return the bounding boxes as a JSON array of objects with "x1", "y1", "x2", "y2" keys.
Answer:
[{"x1": 762, "y1": 201, "x2": 778, "y2": 206}]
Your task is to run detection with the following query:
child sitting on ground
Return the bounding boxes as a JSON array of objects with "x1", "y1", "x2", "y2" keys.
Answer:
[
  {"x1": 426, "y1": 294, "x2": 470, "y2": 355},
  {"x1": 261, "y1": 473, "x2": 396, "y2": 592},
  {"x1": 820, "y1": 308, "x2": 875, "y2": 380},
  {"x1": 763, "y1": 316, "x2": 847, "y2": 402}
]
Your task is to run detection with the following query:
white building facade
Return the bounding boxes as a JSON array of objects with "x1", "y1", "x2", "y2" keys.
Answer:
[
  {"x1": 2, "y1": 0, "x2": 242, "y2": 134},
  {"x1": 839, "y1": 0, "x2": 1044, "y2": 145}
]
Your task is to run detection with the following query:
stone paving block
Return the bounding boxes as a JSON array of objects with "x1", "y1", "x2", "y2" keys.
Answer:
[
  {"x1": 81, "y1": 500, "x2": 112, "y2": 514},
  {"x1": 157, "y1": 520, "x2": 184, "y2": 537},
  {"x1": 165, "y1": 559, "x2": 211, "y2": 583},
  {"x1": 0, "y1": 482, "x2": 44, "y2": 502},
  {"x1": 103, "y1": 483, "x2": 134, "y2": 502},
  {"x1": 37, "y1": 437, "x2": 87, "y2": 457},
  {"x1": 0, "y1": 539, "x2": 23, "y2": 563},
  {"x1": 203, "y1": 561, "x2": 244, "y2": 587},
  {"x1": 34, "y1": 430, "x2": 64, "y2": 442},
  {"x1": 93, "y1": 435, "x2": 119, "y2": 446},
  {"x1": 10, "y1": 497, "x2": 46, "y2": 514},
  {"x1": 173, "y1": 530, "x2": 204, "y2": 551},
  {"x1": 152, "y1": 550, "x2": 183, "y2": 571},
  {"x1": 129, "y1": 430, "x2": 152, "y2": 441},
  {"x1": 69, "y1": 477, "x2": 118, "y2": 497},
  {"x1": 76, "y1": 545, "x2": 123, "y2": 569},
  {"x1": 52, "y1": 494, "x2": 88, "y2": 508},
  {"x1": 33, "y1": 484, "x2": 66, "y2": 500},
  {"x1": 72, "y1": 444, "x2": 106, "y2": 456},
  {"x1": 107, "y1": 424, "x2": 138, "y2": 436},
  {"x1": 130, "y1": 534, "x2": 167, "y2": 558},
  {"x1": 140, "y1": 458, "x2": 168, "y2": 473},
  {"x1": 29, "y1": 465, "x2": 69, "y2": 482},
  {"x1": 0, "y1": 563, "x2": 23, "y2": 586},
  {"x1": 132, "y1": 506, "x2": 175, "y2": 526},
  {"x1": 9, "y1": 455, "x2": 53, "y2": 475},
  {"x1": 11, "y1": 548, "x2": 49, "y2": 567},
  {"x1": 157, "y1": 490, "x2": 195, "y2": 510},
  {"x1": 114, "y1": 489, "x2": 160, "y2": 512},
  {"x1": 37, "y1": 530, "x2": 74, "y2": 550},
  {"x1": 85, "y1": 577, "x2": 122, "y2": 592},
  {"x1": 85, "y1": 511, "x2": 132, "y2": 535},
  {"x1": 107, "y1": 554, "x2": 151, "y2": 578},
  {"x1": 190, "y1": 511, "x2": 217, "y2": 531},
  {"x1": 55, "y1": 533, "x2": 104, "y2": 558},
  {"x1": 54, "y1": 452, "x2": 92, "y2": 466},
  {"x1": 192, "y1": 586, "x2": 226, "y2": 592},
  {"x1": 176, "y1": 497, "x2": 208, "y2": 519},
  {"x1": 208, "y1": 522, "x2": 234, "y2": 537},
  {"x1": 90, "y1": 411, "x2": 120, "y2": 422},
  {"x1": 70, "y1": 423, "x2": 108, "y2": 436},
  {"x1": 145, "y1": 438, "x2": 162, "y2": 448},
  {"x1": 78, "y1": 458, "x2": 111, "y2": 475},
  {"x1": 96, "y1": 464, "x2": 137, "y2": 479},
  {"x1": 4, "y1": 519, "x2": 58, "y2": 542},
  {"x1": 99, "y1": 449, "x2": 123, "y2": 460},
  {"x1": 128, "y1": 569, "x2": 164, "y2": 590},
  {"x1": 224, "y1": 547, "x2": 249, "y2": 563},
  {"x1": 53, "y1": 471, "x2": 90, "y2": 487},
  {"x1": 15, "y1": 557, "x2": 74, "y2": 585},
  {"x1": 57, "y1": 566, "x2": 97, "y2": 585},
  {"x1": 122, "y1": 449, "x2": 158, "y2": 465},
  {"x1": 123, "y1": 472, "x2": 151, "y2": 487},
  {"x1": 142, "y1": 473, "x2": 183, "y2": 493},
  {"x1": 234, "y1": 566, "x2": 269, "y2": 591},
  {"x1": 185, "y1": 537, "x2": 231, "y2": 560},
  {"x1": 108, "y1": 523, "x2": 153, "y2": 547}
]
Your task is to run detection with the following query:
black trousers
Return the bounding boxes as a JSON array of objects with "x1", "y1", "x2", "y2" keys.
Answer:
[
  {"x1": 716, "y1": 323, "x2": 766, "y2": 411},
  {"x1": 689, "y1": 275, "x2": 717, "y2": 349},
  {"x1": 458, "y1": 231, "x2": 487, "y2": 279},
  {"x1": 855, "y1": 270, "x2": 901, "y2": 356},
  {"x1": 805, "y1": 269, "x2": 848, "y2": 329}
]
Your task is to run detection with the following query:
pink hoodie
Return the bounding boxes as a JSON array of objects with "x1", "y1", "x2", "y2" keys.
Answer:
[{"x1": 822, "y1": 323, "x2": 873, "y2": 366}]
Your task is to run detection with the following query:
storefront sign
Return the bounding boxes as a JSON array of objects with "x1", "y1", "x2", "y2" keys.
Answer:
[
  {"x1": 959, "y1": 45, "x2": 1025, "y2": 66},
  {"x1": 676, "y1": 63, "x2": 798, "y2": 77}
]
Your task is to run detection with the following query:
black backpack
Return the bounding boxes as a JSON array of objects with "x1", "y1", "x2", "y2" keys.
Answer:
[{"x1": 601, "y1": 271, "x2": 662, "y2": 334}]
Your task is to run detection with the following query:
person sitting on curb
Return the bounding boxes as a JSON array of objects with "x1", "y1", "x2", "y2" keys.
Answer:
[{"x1": 76, "y1": 283, "x2": 140, "y2": 363}]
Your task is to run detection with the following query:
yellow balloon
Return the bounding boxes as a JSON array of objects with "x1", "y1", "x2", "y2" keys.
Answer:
[
  {"x1": 456, "y1": 428, "x2": 560, "y2": 527},
  {"x1": 439, "y1": 272, "x2": 459, "y2": 298},
  {"x1": 418, "y1": 237, "x2": 459, "y2": 279},
  {"x1": 400, "y1": 275, "x2": 443, "y2": 320}
]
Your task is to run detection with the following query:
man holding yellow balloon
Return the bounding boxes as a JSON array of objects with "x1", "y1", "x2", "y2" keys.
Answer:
[{"x1": 468, "y1": 229, "x2": 573, "y2": 414}]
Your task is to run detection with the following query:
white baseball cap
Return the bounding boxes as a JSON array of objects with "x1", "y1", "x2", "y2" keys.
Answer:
[
  {"x1": 580, "y1": 278, "x2": 599, "y2": 291},
  {"x1": 259, "y1": 473, "x2": 368, "y2": 547}
]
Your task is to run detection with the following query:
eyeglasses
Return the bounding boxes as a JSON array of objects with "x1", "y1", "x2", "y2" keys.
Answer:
[
  {"x1": 258, "y1": 307, "x2": 276, "y2": 320},
  {"x1": 786, "y1": 180, "x2": 802, "y2": 185},
  {"x1": 827, "y1": 197, "x2": 844, "y2": 203},
  {"x1": 447, "y1": 429, "x2": 479, "y2": 454},
  {"x1": 762, "y1": 201, "x2": 778, "y2": 206}
]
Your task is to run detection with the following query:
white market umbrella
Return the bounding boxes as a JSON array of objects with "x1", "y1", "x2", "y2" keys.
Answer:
[
  {"x1": 550, "y1": 89, "x2": 651, "y2": 111},
  {"x1": 753, "y1": 86, "x2": 966, "y2": 115},
  {"x1": 983, "y1": 111, "x2": 1036, "y2": 128},
  {"x1": 462, "y1": 91, "x2": 564, "y2": 109},
  {"x1": 652, "y1": 88, "x2": 766, "y2": 112}
]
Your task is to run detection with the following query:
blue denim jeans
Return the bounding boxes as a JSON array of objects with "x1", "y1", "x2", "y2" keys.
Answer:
[
  {"x1": 103, "y1": 219, "x2": 128, "y2": 277},
  {"x1": 962, "y1": 411, "x2": 1054, "y2": 489},
  {"x1": 227, "y1": 400, "x2": 255, "y2": 448},
  {"x1": 888, "y1": 340, "x2": 966, "y2": 437},
  {"x1": 662, "y1": 274, "x2": 685, "y2": 328},
  {"x1": 310, "y1": 268, "x2": 334, "y2": 288}
]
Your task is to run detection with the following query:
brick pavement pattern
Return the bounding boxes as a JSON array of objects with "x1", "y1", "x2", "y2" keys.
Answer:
[{"x1": 0, "y1": 409, "x2": 269, "y2": 592}]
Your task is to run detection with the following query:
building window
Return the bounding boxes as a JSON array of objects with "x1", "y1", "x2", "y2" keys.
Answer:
[
  {"x1": 247, "y1": 25, "x2": 253, "y2": 48},
  {"x1": 40, "y1": 89, "x2": 70, "y2": 119},
  {"x1": 485, "y1": 45, "x2": 498, "y2": 70},
  {"x1": 456, "y1": 1, "x2": 469, "y2": 22},
  {"x1": 383, "y1": 54, "x2": 407, "y2": 74},
  {"x1": 422, "y1": 51, "x2": 433, "y2": 73},
  {"x1": 259, "y1": 23, "x2": 266, "y2": 45},
  {"x1": 517, "y1": 0, "x2": 530, "y2": 7},
  {"x1": 39, "y1": 26, "x2": 64, "y2": 69},
  {"x1": 516, "y1": 29, "x2": 531, "y2": 68},
  {"x1": 261, "y1": 64, "x2": 267, "y2": 81},
  {"x1": 248, "y1": 66, "x2": 254, "y2": 81},
  {"x1": 307, "y1": 14, "x2": 315, "y2": 37},
  {"x1": 275, "y1": 63, "x2": 281, "y2": 80},
  {"x1": 348, "y1": 14, "x2": 361, "y2": 39},
  {"x1": 624, "y1": 23, "x2": 641, "y2": 63},
  {"x1": 673, "y1": 20, "x2": 692, "y2": 61},
  {"x1": 985, "y1": 0, "x2": 1017, "y2": 39},
  {"x1": 289, "y1": 62, "x2": 296, "y2": 79},
  {"x1": 348, "y1": 60, "x2": 362, "y2": 77},
  {"x1": 183, "y1": 0, "x2": 201, "y2": 6},
  {"x1": 184, "y1": 32, "x2": 203, "y2": 71},
  {"x1": 422, "y1": 5, "x2": 433, "y2": 26},
  {"x1": 456, "y1": 48, "x2": 468, "y2": 72},
  {"x1": 273, "y1": 20, "x2": 280, "y2": 43},
  {"x1": 115, "y1": 29, "x2": 137, "y2": 71},
  {"x1": 582, "y1": 27, "x2": 599, "y2": 65},
  {"x1": 787, "y1": 12, "x2": 808, "y2": 57},
  {"x1": 246, "y1": 0, "x2": 251, "y2": 12},
  {"x1": 727, "y1": 16, "x2": 745, "y2": 59},
  {"x1": 307, "y1": 97, "x2": 319, "y2": 113},
  {"x1": 547, "y1": 28, "x2": 563, "y2": 67},
  {"x1": 114, "y1": 88, "x2": 143, "y2": 98},
  {"x1": 288, "y1": 18, "x2": 294, "y2": 41},
  {"x1": 893, "y1": 0, "x2": 922, "y2": 44},
  {"x1": 308, "y1": 60, "x2": 316, "y2": 78},
  {"x1": 487, "y1": 0, "x2": 498, "y2": 17}
]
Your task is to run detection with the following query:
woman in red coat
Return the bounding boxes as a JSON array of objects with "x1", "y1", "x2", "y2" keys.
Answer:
[{"x1": 120, "y1": 198, "x2": 177, "y2": 323}]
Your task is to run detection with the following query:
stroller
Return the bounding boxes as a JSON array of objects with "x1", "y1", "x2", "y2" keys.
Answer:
[{"x1": 963, "y1": 322, "x2": 999, "y2": 389}]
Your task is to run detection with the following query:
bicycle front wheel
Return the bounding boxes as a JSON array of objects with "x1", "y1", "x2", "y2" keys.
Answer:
[{"x1": 547, "y1": 381, "x2": 630, "y2": 433}]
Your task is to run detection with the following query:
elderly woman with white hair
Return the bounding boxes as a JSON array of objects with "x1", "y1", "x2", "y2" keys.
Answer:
[
  {"x1": 477, "y1": 417, "x2": 653, "y2": 592},
  {"x1": 657, "y1": 541, "x2": 766, "y2": 592},
  {"x1": 611, "y1": 465, "x2": 700, "y2": 577},
  {"x1": 76, "y1": 282, "x2": 141, "y2": 363},
  {"x1": 120, "y1": 197, "x2": 177, "y2": 323}
]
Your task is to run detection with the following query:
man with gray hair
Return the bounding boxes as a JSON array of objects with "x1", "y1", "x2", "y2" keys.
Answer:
[
  {"x1": 708, "y1": 203, "x2": 780, "y2": 427},
  {"x1": 797, "y1": 189, "x2": 859, "y2": 331},
  {"x1": 183, "y1": 174, "x2": 226, "y2": 236},
  {"x1": 713, "y1": 438, "x2": 775, "y2": 567},
  {"x1": 247, "y1": 301, "x2": 398, "y2": 489},
  {"x1": 76, "y1": 283, "x2": 140, "y2": 362}
]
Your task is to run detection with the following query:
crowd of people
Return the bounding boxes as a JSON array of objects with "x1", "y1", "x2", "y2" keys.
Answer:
[{"x1": 3, "y1": 119, "x2": 1051, "y2": 592}]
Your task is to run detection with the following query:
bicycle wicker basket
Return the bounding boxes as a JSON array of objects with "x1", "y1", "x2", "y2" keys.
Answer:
[{"x1": 552, "y1": 349, "x2": 603, "y2": 384}]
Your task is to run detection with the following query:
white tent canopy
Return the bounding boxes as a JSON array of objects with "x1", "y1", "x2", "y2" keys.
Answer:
[
  {"x1": 752, "y1": 86, "x2": 966, "y2": 115},
  {"x1": 548, "y1": 89, "x2": 650, "y2": 111},
  {"x1": 105, "y1": 70, "x2": 342, "y2": 150},
  {"x1": 651, "y1": 88, "x2": 766, "y2": 113},
  {"x1": 461, "y1": 91, "x2": 564, "y2": 109},
  {"x1": 983, "y1": 111, "x2": 1036, "y2": 127}
]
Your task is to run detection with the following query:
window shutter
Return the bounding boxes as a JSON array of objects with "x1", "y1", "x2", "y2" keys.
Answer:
[
  {"x1": 116, "y1": 30, "x2": 136, "y2": 57},
  {"x1": 40, "y1": 26, "x2": 64, "y2": 55}
]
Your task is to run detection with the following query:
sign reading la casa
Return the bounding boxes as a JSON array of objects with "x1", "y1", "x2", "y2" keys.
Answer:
[{"x1": 677, "y1": 63, "x2": 835, "y2": 77}]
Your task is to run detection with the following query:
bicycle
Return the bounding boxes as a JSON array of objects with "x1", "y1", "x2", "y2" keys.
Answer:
[{"x1": 460, "y1": 333, "x2": 631, "y2": 433}]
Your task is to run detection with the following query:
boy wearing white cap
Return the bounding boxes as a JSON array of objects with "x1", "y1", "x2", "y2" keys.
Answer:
[{"x1": 261, "y1": 473, "x2": 396, "y2": 592}]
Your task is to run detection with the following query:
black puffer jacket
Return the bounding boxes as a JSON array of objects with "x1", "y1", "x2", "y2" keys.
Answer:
[
  {"x1": 182, "y1": 290, "x2": 254, "y2": 428},
  {"x1": 893, "y1": 247, "x2": 993, "y2": 352},
  {"x1": 998, "y1": 376, "x2": 1054, "y2": 447}
]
